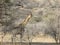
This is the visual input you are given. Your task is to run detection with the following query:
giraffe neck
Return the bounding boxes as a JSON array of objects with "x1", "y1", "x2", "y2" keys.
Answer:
[{"x1": 21, "y1": 14, "x2": 32, "y2": 26}]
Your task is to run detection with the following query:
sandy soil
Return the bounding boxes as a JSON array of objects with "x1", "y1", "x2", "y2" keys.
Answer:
[{"x1": 0, "y1": 34, "x2": 56, "y2": 43}]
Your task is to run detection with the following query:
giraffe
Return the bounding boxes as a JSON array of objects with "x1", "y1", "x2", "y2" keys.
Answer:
[
  {"x1": 1, "y1": 13, "x2": 32, "y2": 43},
  {"x1": 9, "y1": 14, "x2": 32, "y2": 44}
]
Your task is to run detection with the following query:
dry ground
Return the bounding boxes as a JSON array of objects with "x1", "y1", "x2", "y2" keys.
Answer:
[{"x1": 0, "y1": 33, "x2": 56, "y2": 43}]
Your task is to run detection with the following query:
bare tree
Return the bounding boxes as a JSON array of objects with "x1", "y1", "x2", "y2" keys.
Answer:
[{"x1": 45, "y1": 15, "x2": 60, "y2": 43}]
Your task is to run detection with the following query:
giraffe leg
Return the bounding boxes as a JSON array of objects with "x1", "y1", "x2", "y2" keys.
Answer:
[
  {"x1": 20, "y1": 34, "x2": 23, "y2": 45},
  {"x1": 11, "y1": 35, "x2": 14, "y2": 45},
  {"x1": 11, "y1": 34, "x2": 16, "y2": 45},
  {"x1": 11, "y1": 36, "x2": 13, "y2": 44}
]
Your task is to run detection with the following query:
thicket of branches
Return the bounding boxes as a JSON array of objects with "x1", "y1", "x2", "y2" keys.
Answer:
[{"x1": 0, "y1": 0, "x2": 60, "y2": 44}]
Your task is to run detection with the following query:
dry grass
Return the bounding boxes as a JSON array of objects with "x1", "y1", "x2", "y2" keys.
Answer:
[{"x1": 0, "y1": 33, "x2": 56, "y2": 43}]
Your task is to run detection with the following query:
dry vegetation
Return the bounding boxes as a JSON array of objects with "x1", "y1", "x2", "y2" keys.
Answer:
[{"x1": 0, "y1": 0, "x2": 60, "y2": 43}]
